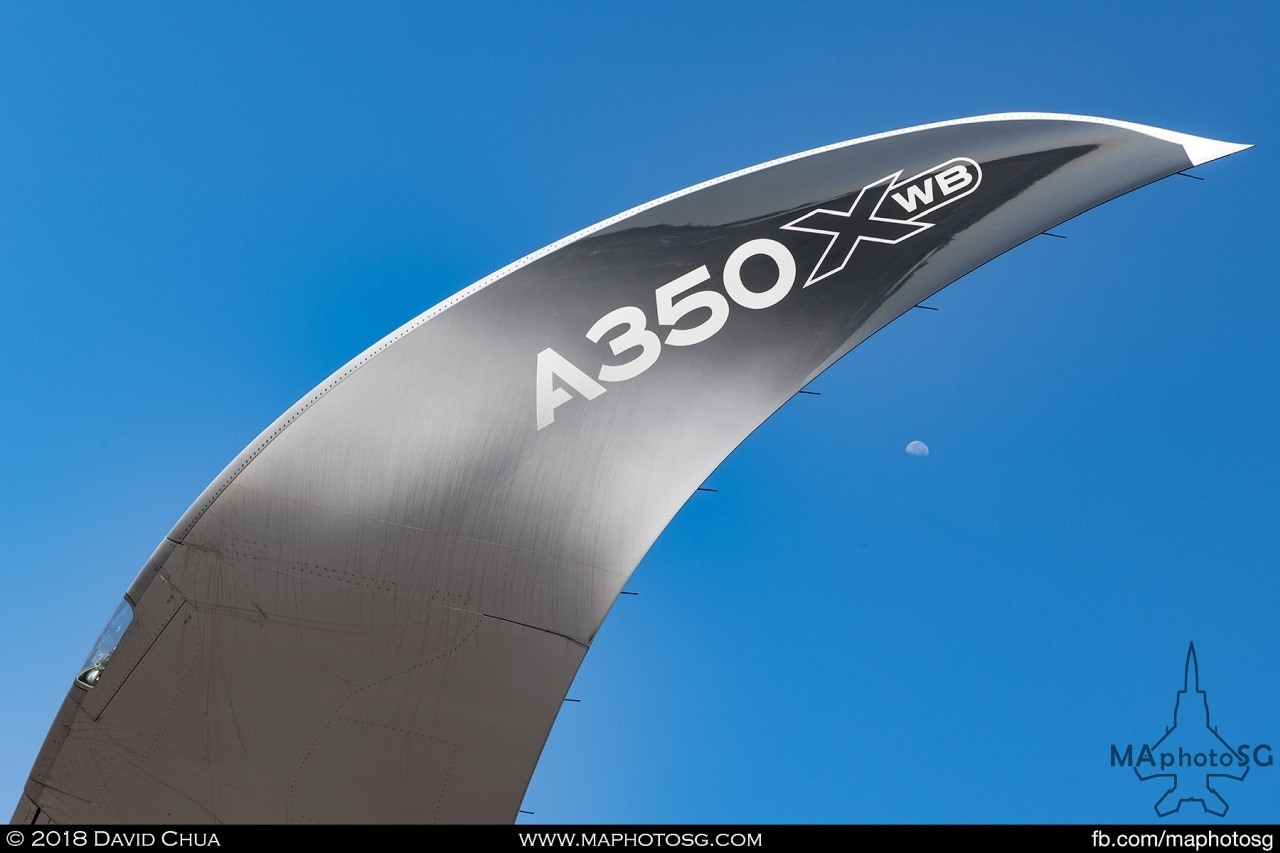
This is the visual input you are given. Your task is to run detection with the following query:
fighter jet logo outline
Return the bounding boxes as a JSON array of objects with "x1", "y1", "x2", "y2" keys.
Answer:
[{"x1": 1134, "y1": 643, "x2": 1249, "y2": 817}]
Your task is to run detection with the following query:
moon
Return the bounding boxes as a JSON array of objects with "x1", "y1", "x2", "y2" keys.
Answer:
[{"x1": 905, "y1": 440, "x2": 929, "y2": 457}]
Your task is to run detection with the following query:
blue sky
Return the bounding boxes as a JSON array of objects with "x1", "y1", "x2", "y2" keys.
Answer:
[{"x1": 2, "y1": 2, "x2": 1276, "y2": 824}]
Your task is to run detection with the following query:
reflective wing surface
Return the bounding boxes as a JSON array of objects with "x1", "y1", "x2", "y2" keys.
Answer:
[{"x1": 13, "y1": 114, "x2": 1247, "y2": 824}]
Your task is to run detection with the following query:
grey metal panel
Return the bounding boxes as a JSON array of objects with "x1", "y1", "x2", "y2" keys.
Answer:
[
  {"x1": 13, "y1": 115, "x2": 1247, "y2": 823},
  {"x1": 11, "y1": 794, "x2": 39, "y2": 824},
  {"x1": 22, "y1": 541, "x2": 586, "y2": 822}
]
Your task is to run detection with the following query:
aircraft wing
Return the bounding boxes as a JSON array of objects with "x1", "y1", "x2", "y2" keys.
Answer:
[{"x1": 13, "y1": 114, "x2": 1247, "y2": 823}]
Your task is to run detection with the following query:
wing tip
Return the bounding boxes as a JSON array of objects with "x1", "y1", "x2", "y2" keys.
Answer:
[{"x1": 1180, "y1": 136, "x2": 1253, "y2": 167}]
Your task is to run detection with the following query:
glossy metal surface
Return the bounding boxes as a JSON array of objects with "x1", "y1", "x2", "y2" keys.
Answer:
[{"x1": 13, "y1": 115, "x2": 1246, "y2": 823}]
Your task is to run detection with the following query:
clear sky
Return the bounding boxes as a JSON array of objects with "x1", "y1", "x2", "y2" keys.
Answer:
[{"x1": 2, "y1": 1, "x2": 1276, "y2": 824}]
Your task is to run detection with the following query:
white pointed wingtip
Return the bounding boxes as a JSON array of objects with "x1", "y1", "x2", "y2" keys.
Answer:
[
  {"x1": 1178, "y1": 136, "x2": 1252, "y2": 167},
  {"x1": 961, "y1": 115, "x2": 1251, "y2": 169}
]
